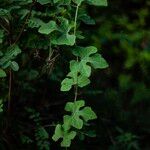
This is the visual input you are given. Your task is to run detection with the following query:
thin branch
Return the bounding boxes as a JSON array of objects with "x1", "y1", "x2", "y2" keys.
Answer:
[
  {"x1": 74, "y1": 5, "x2": 79, "y2": 102},
  {"x1": 0, "y1": 23, "x2": 9, "y2": 33},
  {"x1": 74, "y1": 4, "x2": 79, "y2": 36}
]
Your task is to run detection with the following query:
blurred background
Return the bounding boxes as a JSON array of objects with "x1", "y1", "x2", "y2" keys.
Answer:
[{"x1": 80, "y1": 0, "x2": 150, "y2": 149}]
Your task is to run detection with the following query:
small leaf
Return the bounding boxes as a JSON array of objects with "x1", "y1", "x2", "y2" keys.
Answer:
[
  {"x1": 89, "y1": 53, "x2": 109, "y2": 69},
  {"x1": 80, "y1": 107, "x2": 97, "y2": 122},
  {"x1": 0, "y1": 45, "x2": 21, "y2": 66},
  {"x1": 61, "y1": 130, "x2": 76, "y2": 147},
  {"x1": 0, "y1": 69, "x2": 6, "y2": 78},
  {"x1": 0, "y1": 45, "x2": 21, "y2": 70},
  {"x1": 52, "y1": 124, "x2": 63, "y2": 142},
  {"x1": 37, "y1": 0, "x2": 51, "y2": 5},
  {"x1": 0, "y1": 99, "x2": 3, "y2": 113},
  {"x1": 61, "y1": 60, "x2": 90, "y2": 91},
  {"x1": 78, "y1": 75, "x2": 90, "y2": 87},
  {"x1": 51, "y1": 18, "x2": 76, "y2": 46},
  {"x1": 52, "y1": 124, "x2": 76, "y2": 147},
  {"x1": 79, "y1": 14, "x2": 95, "y2": 25},
  {"x1": 28, "y1": 18, "x2": 44, "y2": 28},
  {"x1": 65, "y1": 100, "x2": 97, "y2": 129},
  {"x1": 87, "y1": 0, "x2": 108, "y2": 6},
  {"x1": 10, "y1": 61, "x2": 19, "y2": 71},
  {"x1": 61, "y1": 78, "x2": 73, "y2": 91},
  {"x1": 73, "y1": 46, "x2": 108, "y2": 77},
  {"x1": 38, "y1": 21, "x2": 57, "y2": 35},
  {"x1": 73, "y1": 0, "x2": 84, "y2": 5}
]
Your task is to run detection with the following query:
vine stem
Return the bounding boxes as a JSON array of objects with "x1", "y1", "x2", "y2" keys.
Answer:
[
  {"x1": 8, "y1": 69, "x2": 12, "y2": 114},
  {"x1": 74, "y1": 4, "x2": 79, "y2": 36},
  {"x1": 74, "y1": 4, "x2": 80, "y2": 102}
]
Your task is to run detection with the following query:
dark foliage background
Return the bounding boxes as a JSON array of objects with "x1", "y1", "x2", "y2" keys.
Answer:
[{"x1": 0, "y1": 0, "x2": 150, "y2": 149}]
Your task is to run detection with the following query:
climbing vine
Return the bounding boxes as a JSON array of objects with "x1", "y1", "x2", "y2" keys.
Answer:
[{"x1": 0, "y1": 0, "x2": 108, "y2": 149}]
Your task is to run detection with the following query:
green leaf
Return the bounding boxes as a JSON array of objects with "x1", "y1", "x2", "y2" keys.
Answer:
[
  {"x1": 52, "y1": 124, "x2": 63, "y2": 142},
  {"x1": 51, "y1": 18, "x2": 76, "y2": 46},
  {"x1": 73, "y1": 0, "x2": 84, "y2": 5},
  {"x1": 0, "y1": 45, "x2": 21, "y2": 69},
  {"x1": 53, "y1": 0, "x2": 60, "y2": 3},
  {"x1": 54, "y1": 0, "x2": 71, "y2": 5},
  {"x1": 10, "y1": 61, "x2": 19, "y2": 71},
  {"x1": 52, "y1": 34, "x2": 76, "y2": 46},
  {"x1": 28, "y1": 18, "x2": 44, "y2": 28},
  {"x1": 0, "y1": 69, "x2": 6, "y2": 78},
  {"x1": 61, "y1": 60, "x2": 90, "y2": 91},
  {"x1": 68, "y1": 60, "x2": 90, "y2": 87},
  {"x1": 79, "y1": 13, "x2": 95, "y2": 25},
  {"x1": 38, "y1": 21, "x2": 58, "y2": 35},
  {"x1": 52, "y1": 124, "x2": 76, "y2": 147},
  {"x1": 80, "y1": 106, "x2": 97, "y2": 122},
  {"x1": 87, "y1": 0, "x2": 108, "y2": 6},
  {"x1": 60, "y1": 130, "x2": 76, "y2": 147},
  {"x1": 77, "y1": 75, "x2": 90, "y2": 87},
  {"x1": 65, "y1": 100, "x2": 97, "y2": 129},
  {"x1": 61, "y1": 78, "x2": 73, "y2": 91},
  {"x1": 0, "y1": 8, "x2": 10, "y2": 17},
  {"x1": 37, "y1": 0, "x2": 51, "y2": 5},
  {"x1": 0, "y1": 99, "x2": 3, "y2": 113},
  {"x1": 0, "y1": 29, "x2": 4, "y2": 44},
  {"x1": 73, "y1": 46, "x2": 108, "y2": 77}
]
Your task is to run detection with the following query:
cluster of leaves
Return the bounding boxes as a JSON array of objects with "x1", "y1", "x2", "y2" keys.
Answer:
[
  {"x1": 52, "y1": 100, "x2": 97, "y2": 147},
  {"x1": 61, "y1": 46, "x2": 108, "y2": 91},
  {"x1": 0, "y1": 0, "x2": 109, "y2": 149}
]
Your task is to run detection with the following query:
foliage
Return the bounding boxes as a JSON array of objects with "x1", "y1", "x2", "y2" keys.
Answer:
[
  {"x1": 0, "y1": 0, "x2": 108, "y2": 149},
  {"x1": 52, "y1": 100, "x2": 97, "y2": 147},
  {"x1": 0, "y1": 0, "x2": 149, "y2": 149}
]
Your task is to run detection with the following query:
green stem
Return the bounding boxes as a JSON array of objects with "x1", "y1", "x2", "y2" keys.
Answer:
[
  {"x1": 74, "y1": 4, "x2": 79, "y2": 37},
  {"x1": 74, "y1": 4, "x2": 80, "y2": 102}
]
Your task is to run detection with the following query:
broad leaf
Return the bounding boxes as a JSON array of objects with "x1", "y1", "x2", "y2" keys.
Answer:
[
  {"x1": 0, "y1": 45, "x2": 21, "y2": 70},
  {"x1": 73, "y1": 46, "x2": 108, "y2": 77},
  {"x1": 52, "y1": 124, "x2": 76, "y2": 147},
  {"x1": 65, "y1": 100, "x2": 97, "y2": 129},
  {"x1": 51, "y1": 18, "x2": 76, "y2": 46},
  {"x1": 86, "y1": 0, "x2": 108, "y2": 6},
  {"x1": 38, "y1": 21, "x2": 58, "y2": 35},
  {"x1": 61, "y1": 60, "x2": 90, "y2": 91},
  {"x1": 37, "y1": 0, "x2": 51, "y2": 5}
]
